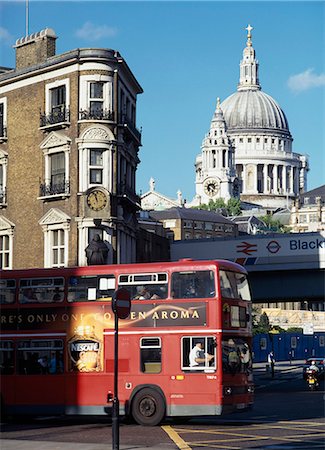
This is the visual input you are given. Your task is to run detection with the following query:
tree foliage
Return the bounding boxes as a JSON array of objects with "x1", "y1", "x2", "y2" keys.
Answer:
[
  {"x1": 260, "y1": 215, "x2": 290, "y2": 233},
  {"x1": 193, "y1": 197, "x2": 241, "y2": 216}
]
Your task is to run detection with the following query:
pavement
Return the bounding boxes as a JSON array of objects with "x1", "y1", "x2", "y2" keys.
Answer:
[{"x1": 0, "y1": 360, "x2": 306, "y2": 450}]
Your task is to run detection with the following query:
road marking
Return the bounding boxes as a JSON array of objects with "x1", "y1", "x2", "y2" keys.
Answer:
[{"x1": 161, "y1": 425, "x2": 192, "y2": 450}]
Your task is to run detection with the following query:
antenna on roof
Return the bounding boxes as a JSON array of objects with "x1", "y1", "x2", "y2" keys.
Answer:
[{"x1": 26, "y1": 0, "x2": 29, "y2": 36}]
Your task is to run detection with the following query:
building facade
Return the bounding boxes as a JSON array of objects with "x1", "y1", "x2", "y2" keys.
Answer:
[
  {"x1": 290, "y1": 185, "x2": 325, "y2": 233},
  {"x1": 150, "y1": 207, "x2": 238, "y2": 241},
  {"x1": 194, "y1": 25, "x2": 309, "y2": 210},
  {"x1": 0, "y1": 28, "x2": 143, "y2": 269}
]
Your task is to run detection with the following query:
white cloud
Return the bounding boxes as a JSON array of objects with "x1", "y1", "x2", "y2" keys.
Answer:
[
  {"x1": 288, "y1": 69, "x2": 325, "y2": 93},
  {"x1": 75, "y1": 22, "x2": 118, "y2": 42},
  {"x1": 0, "y1": 27, "x2": 13, "y2": 43}
]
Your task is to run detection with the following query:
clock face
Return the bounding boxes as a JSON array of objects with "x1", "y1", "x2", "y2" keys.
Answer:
[
  {"x1": 204, "y1": 178, "x2": 219, "y2": 197},
  {"x1": 87, "y1": 190, "x2": 108, "y2": 211}
]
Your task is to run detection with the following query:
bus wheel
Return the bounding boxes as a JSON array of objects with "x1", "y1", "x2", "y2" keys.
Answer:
[{"x1": 131, "y1": 388, "x2": 165, "y2": 426}]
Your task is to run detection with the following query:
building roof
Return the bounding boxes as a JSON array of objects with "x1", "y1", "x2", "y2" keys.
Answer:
[
  {"x1": 150, "y1": 207, "x2": 233, "y2": 224},
  {"x1": 300, "y1": 185, "x2": 325, "y2": 203},
  {"x1": 221, "y1": 90, "x2": 290, "y2": 134}
]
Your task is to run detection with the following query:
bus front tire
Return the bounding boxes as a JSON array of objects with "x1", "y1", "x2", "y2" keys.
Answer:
[{"x1": 131, "y1": 388, "x2": 165, "y2": 426}]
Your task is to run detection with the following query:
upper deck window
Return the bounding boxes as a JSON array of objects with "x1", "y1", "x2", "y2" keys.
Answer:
[
  {"x1": 171, "y1": 270, "x2": 215, "y2": 299},
  {"x1": 118, "y1": 272, "x2": 168, "y2": 300},
  {"x1": 0, "y1": 279, "x2": 15, "y2": 304},
  {"x1": 219, "y1": 270, "x2": 251, "y2": 301},
  {"x1": 68, "y1": 275, "x2": 115, "y2": 302},
  {"x1": 19, "y1": 278, "x2": 64, "y2": 304}
]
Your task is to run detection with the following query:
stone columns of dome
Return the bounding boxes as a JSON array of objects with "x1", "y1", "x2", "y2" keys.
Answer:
[
  {"x1": 294, "y1": 167, "x2": 299, "y2": 194},
  {"x1": 282, "y1": 165, "x2": 287, "y2": 195},
  {"x1": 289, "y1": 166, "x2": 294, "y2": 194},
  {"x1": 243, "y1": 165, "x2": 247, "y2": 193},
  {"x1": 263, "y1": 164, "x2": 268, "y2": 194},
  {"x1": 273, "y1": 164, "x2": 278, "y2": 194}
]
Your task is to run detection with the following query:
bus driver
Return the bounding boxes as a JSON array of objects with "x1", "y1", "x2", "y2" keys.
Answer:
[{"x1": 189, "y1": 340, "x2": 214, "y2": 368}]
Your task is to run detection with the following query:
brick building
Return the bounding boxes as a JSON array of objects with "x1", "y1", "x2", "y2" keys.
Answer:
[
  {"x1": 0, "y1": 28, "x2": 143, "y2": 269},
  {"x1": 149, "y1": 207, "x2": 238, "y2": 240}
]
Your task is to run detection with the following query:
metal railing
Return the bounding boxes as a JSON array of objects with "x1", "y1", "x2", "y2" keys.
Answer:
[
  {"x1": 0, "y1": 187, "x2": 7, "y2": 204},
  {"x1": 39, "y1": 180, "x2": 70, "y2": 197},
  {"x1": 79, "y1": 108, "x2": 114, "y2": 121},
  {"x1": 40, "y1": 108, "x2": 70, "y2": 127},
  {"x1": 118, "y1": 114, "x2": 142, "y2": 143}
]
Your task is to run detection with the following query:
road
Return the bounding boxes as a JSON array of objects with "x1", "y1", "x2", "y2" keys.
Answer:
[{"x1": 1, "y1": 370, "x2": 324, "y2": 450}]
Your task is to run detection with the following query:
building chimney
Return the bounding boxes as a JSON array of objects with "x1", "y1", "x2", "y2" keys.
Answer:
[{"x1": 14, "y1": 28, "x2": 57, "y2": 70}]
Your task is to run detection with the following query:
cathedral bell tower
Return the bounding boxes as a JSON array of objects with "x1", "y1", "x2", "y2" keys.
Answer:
[{"x1": 194, "y1": 98, "x2": 237, "y2": 205}]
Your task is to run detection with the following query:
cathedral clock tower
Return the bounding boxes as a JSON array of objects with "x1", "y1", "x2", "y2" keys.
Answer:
[{"x1": 194, "y1": 98, "x2": 237, "y2": 205}]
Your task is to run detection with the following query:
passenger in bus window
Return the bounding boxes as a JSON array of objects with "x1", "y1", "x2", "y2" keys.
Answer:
[
  {"x1": 38, "y1": 355, "x2": 49, "y2": 374},
  {"x1": 52, "y1": 287, "x2": 63, "y2": 302},
  {"x1": 134, "y1": 286, "x2": 151, "y2": 300},
  {"x1": 228, "y1": 343, "x2": 240, "y2": 374},
  {"x1": 21, "y1": 288, "x2": 38, "y2": 303},
  {"x1": 189, "y1": 339, "x2": 214, "y2": 368}
]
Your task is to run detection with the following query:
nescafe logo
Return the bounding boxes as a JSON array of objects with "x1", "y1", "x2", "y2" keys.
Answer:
[{"x1": 68, "y1": 338, "x2": 101, "y2": 372}]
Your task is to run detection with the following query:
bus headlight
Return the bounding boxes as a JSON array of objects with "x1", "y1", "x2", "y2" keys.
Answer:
[
  {"x1": 247, "y1": 385, "x2": 254, "y2": 393},
  {"x1": 224, "y1": 387, "x2": 232, "y2": 395}
]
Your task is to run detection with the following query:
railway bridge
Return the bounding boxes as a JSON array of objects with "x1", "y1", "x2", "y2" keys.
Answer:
[{"x1": 171, "y1": 231, "x2": 325, "y2": 304}]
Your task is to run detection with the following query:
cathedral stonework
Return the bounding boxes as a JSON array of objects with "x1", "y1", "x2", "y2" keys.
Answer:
[{"x1": 193, "y1": 25, "x2": 308, "y2": 210}]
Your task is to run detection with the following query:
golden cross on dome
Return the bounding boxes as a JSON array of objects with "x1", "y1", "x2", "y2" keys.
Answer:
[{"x1": 245, "y1": 24, "x2": 253, "y2": 46}]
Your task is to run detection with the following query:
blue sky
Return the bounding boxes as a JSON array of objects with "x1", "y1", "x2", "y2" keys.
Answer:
[{"x1": 0, "y1": 1, "x2": 324, "y2": 202}]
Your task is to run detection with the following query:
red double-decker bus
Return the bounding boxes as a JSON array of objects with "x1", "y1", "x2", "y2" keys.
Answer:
[{"x1": 0, "y1": 259, "x2": 254, "y2": 425}]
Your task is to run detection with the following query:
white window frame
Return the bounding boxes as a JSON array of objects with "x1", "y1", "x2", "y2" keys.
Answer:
[
  {"x1": 43, "y1": 224, "x2": 69, "y2": 268},
  {"x1": 79, "y1": 75, "x2": 113, "y2": 116},
  {"x1": 39, "y1": 209, "x2": 70, "y2": 268},
  {"x1": 77, "y1": 126, "x2": 115, "y2": 193},
  {"x1": 0, "y1": 150, "x2": 8, "y2": 204},
  {"x1": 0, "y1": 216, "x2": 14, "y2": 269},
  {"x1": 40, "y1": 146, "x2": 70, "y2": 199},
  {"x1": 89, "y1": 148, "x2": 104, "y2": 185},
  {"x1": 45, "y1": 79, "x2": 70, "y2": 115}
]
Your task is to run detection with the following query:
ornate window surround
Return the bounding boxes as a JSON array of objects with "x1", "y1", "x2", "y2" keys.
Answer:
[
  {"x1": 39, "y1": 131, "x2": 71, "y2": 199},
  {"x1": 79, "y1": 74, "x2": 113, "y2": 118},
  {"x1": 45, "y1": 78, "x2": 70, "y2": 116},
  {"x1": 0, "y1": 215, "x2": 15, "y2": 269},
  {"x1": 39, "y1": 208, "x2": 71, "y2": 267},
  {"x1": 77, "y1": 125, "x2": 115, "y2": 192}
]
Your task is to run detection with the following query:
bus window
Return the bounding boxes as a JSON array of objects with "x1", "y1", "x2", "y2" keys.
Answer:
[
  {"x1": 222, "y1": 339, "x2": 252, "y2": 374},
  {"x1": 0, "y1": 341, "x2": 14, "y2": 375},
  {"x1": 67, "y1": 275, "x2": 115, "y2": 301},
  {"x1": 0, "y1": 279, "x2": 16, "y2": 304},
  {"x1": 17, "y1": 340, "x2": 64, "y2": 375},
  {"x1": 230, "y1": 305, "x2": 247, "y2": 327},
  {"x1": 19, "y1": 278, "x2": 64, "y2": 303},
  {"x1": 140, "y1": 337, "x2": 161, "y2": 374},
  {"x1": 118, "y1": 273, "x2": 168, "y2": 300},
  {"x1": 171, "y1": 271, "x2": 215, "y2": 299},
  {"x1": 219, "y1": 271, "x2": 251, "y2": 300},
  {"x1": 181, "y1": 336, "x2": 216, "y2": 371}
]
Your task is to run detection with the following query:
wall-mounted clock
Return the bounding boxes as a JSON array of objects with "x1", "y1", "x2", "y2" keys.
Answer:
[
  {"x1": 87, "y1": 189, "x2": 108, "y2": 211},
  {"x1": 204, "y1": 178, "x2": 219, "y2": 197}
]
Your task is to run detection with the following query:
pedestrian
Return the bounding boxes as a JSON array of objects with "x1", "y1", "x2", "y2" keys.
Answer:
[{"x1": 268, "y1": 351, "x2": 275, "y2": 378}]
